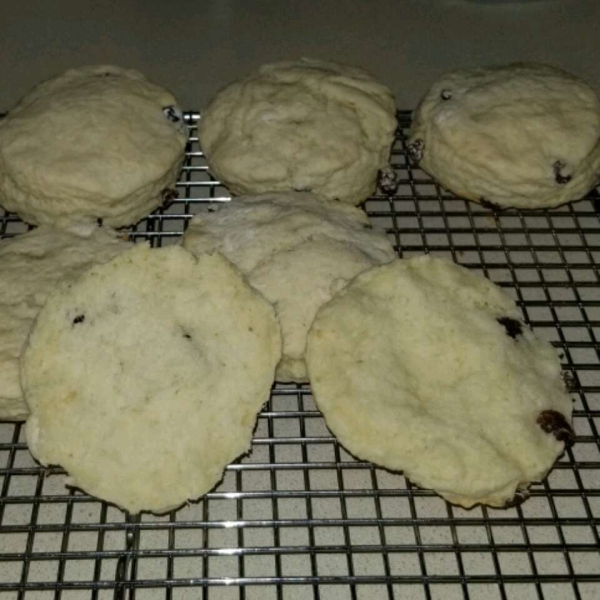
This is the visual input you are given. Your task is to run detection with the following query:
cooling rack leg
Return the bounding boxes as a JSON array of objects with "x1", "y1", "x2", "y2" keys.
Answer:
[{"x1": 113, "y1": 513, "x2": 140, "y2": 600}]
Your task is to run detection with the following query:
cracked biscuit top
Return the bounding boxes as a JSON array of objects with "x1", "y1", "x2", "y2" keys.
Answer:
[
  {"x1": 199, "y1": 58, "x2": 397, "y2": 205},
  {"x1": 0, "y1": 65, "x2": 187, "y2": 227}
]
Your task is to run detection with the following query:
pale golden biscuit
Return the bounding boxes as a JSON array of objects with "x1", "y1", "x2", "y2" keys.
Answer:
[
  {"x1": 22, "y1": 246, "x2": 281, "y2": 514},
  {"x1": 182, "y1": 191, "x2": 396, "y2": 382},
  {"x1": 306, "y1": 256, "x2": 574, "y2": 508},
  {"x1": 0, "y1": 65, "x2": 187, "y2": 227},
  {"x1": 199, "y1": 58, "x2": 397, "y2": 205},
  {"x1": 0, "y1": 225, "x2": 132, "y2": 419},
  {"x1": 409, "y1": 63, "x2": 600, "y2": 209}
]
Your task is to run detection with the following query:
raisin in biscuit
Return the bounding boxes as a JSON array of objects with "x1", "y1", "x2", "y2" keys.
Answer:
[
  {"x1": 409, "y1": 63, "x2": 600, "y2": 209},
  {"x1": 199, "y1": 58, "x2": 397, "y2": 205},
  {"x1": 182, "y1": 191, "x2": 396, "y2": 382},
  {"x1": 0, "y1": 225, "x2": 132, "y2": 420},
  {"x1": 0, "y1": 65, "x2": 187, "y2": 227},
  {"x1": 22, "y1": 245, "x2": 281, "y2": 514},
  {"x1": 306, "y1": 256, "x2": 574, "y2": 508}
]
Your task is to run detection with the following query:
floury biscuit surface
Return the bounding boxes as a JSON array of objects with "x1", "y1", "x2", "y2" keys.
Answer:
[
  {"x1": 0, "y1": 65, "x2": 187, "y2": 227},
  {"x1": 409, "y1": 63, "x2": 600, "y2": 209},
  {"x1": 199, "y1": 59, "x2": 397, "y2": 205},
  {"x1": 306, "y1": 256, "x2": 574, "y2": 508},
  {"x1": 182, "y1": 191, "x2": 397, "y2": 382},
  {"x1": 0, "y1": 225, "x2": 132, "y2": 419},
  {"x1": 22, "y1": 246, "x2": 281, "y2": 514}
]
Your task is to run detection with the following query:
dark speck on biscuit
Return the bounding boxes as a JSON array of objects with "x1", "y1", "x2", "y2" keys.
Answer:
[
  {"x1": 503, "y1": 488, "x2": 530, "y2": 508},
  {"x1": 377, "y1": 167, "x2": 399, "y2": 195},
  {"x1": 497, "y1": 317, "x2": 523, "y2": 339},
  {"x1": 537, "y1": 410, "x2": 574, "y2": 446},
  {"x1": 407, "y1": 139, "x2": 424, "y2": 162},
  {"x1": 553, "y1": 161, "x2": 572, "y2": 185},
  {"x1": 161, "y1": 188, "x2": 179, "y2": 206},
  {"x1": 480, "y1": 197, "x2": 502, "y2": 211},
  {"x1": 163, "y1": 106, "x2": 181, "y2": 123},
  {"x1": 561, "y1": 370, "x2": 576, "y2": 392},
  {"x1": 72, "y1": 314, "x2": 85, "y2": 325}
]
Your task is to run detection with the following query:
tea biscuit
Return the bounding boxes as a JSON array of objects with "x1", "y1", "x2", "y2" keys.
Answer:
[
  {"x1": 0, "y1": 225, "x2": 132, "y2": 419},
  {"x1": 0, "y1": 65, "x2": 187, "y2": 227},
  {"x1": 199, "y1": 58, "x2": 397, "y2": 205},
  {"x1": 22, "y1": 245, "x2": 281, "y2": 513},
  {"x1": 409, "y1": 63, "x2": 600, "y2": 209},
  {"x1": 306, "y1": 256, "x2": 574, "y2": 507}
]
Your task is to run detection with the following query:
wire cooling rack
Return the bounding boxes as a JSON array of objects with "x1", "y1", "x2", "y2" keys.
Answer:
[{"x1": 1, "y1": 112, "x2": 599, "y2": 600}]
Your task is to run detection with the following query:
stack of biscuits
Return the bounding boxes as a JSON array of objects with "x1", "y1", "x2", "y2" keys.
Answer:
[{"x1": 1, "y1": 59, "x2": 597, "y2": 514}]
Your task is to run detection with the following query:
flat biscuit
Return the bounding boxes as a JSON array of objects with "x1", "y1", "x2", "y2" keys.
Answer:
[
  {"x1": 182, "y1": 192, "x2": 396, "y2": 382},
  {"x1": 22, "y1": 245, "x2": 281, "y2": 514},
  {"x1": 199, "y1": 58, "x2": 397, "y2": 205},
  {"x1": 306, "y1": 256, "x2": 574, "y2": 508},
  {"x1": 0, "y1": 225, "x2": 132, "y2": 420},
  {"x1": 0, "y1": 65, "x2": 188, "y2": 227},
  {"x1": 409, "y1": 63, "x2": 600, "y2": 209}
]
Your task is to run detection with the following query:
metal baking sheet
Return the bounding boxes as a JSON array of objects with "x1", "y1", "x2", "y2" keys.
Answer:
[{"x1": 1, "y1": 112, "x2": 599, "y2": 600}]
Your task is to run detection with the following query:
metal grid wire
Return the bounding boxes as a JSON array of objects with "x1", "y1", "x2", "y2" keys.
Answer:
[{"x1": 1, "y1": 111, "x2": 599, "y2": 600}]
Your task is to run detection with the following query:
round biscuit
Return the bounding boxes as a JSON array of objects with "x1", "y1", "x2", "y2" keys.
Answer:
[
  {"x1": 409, "y1": 63, "x2": 600, "y2": 209},
  {"x1": 199, "y1": 58, "x2": 397, "y2": 205},
  {"x1": 0, "y1": 65, "x2": 187, "y2": 227},
  {"x1": 306, "y1": 255, "x2": 574, "y2": 508},
  {"x1": 22, "y1": 245, "x2": 281, "y2": 513}
]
